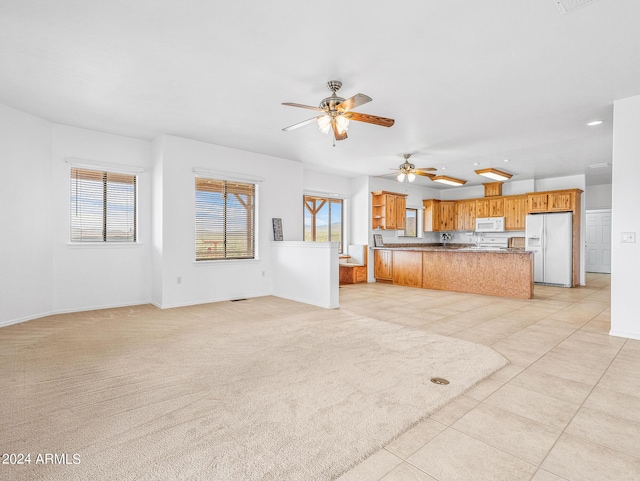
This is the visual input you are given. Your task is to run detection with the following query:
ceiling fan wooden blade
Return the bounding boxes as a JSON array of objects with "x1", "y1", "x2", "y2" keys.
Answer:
[
  {"x1": 414, "y1": 171, "x2": 435, "y2": 178},
  {"x1": 336, "y1": 93, "x2": 372, "y2": 112},
  {"x1": 282, "y1": 116, "x2": 321, "y2": 131},
  {"x1": 416, "y1": 167, "x2": 437, "y2": 172},
  {"x1": 343, "y1": 112, "x2": 395, "y2": 127},
  {"x1": 282, "y1": 102, "x2": 324, "y2": 112},
  {"x1": 331, "y1": 118, "x2": 348, "y2": 141}
]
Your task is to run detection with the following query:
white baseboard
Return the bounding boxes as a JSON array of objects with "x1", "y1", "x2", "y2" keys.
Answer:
[{"x1": 610, "y1": 329, "x2": 640, "y2": 341}]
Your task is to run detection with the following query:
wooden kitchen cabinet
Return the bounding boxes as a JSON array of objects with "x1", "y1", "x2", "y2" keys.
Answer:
[
  {"x1": 440, "y1": 201, "x2": 456, "y2": 231},
  {"x1": 548, "y1": 190, "x2": 576, "y2": 212},
  {"x1": 395, "y1": 195, "x2": 406, "y2": 230},
  {"x1": 371, "y1": 191, "x2": 407, "y2": 230},
  {"x1": 423, "y1": 199, "x2": 441, "y2": 232},
  {"x1": 527, "y1": 193, "x2": 549, "y2": 213},
  {"x1": 475, "y1": 199, "x2": 490, "y2": 218},
  {"x1": 392, "y1": 251, "x2": 423, "y2": 287},
  {"x1": 504, "y1": 195, "x2": 527, "y2": 231},
  {"x1": 373, "y1": 249, "x2": 393, "y2": 281},
  {"x1": 489, "y1": 197, "x2": 505, "y2": 217},
  {"x1": 455, "y1": 200, "x2": 476, "y2": 231},
  {"x1": 424, "y1": 199, "x2": 457, "y2": 231}
]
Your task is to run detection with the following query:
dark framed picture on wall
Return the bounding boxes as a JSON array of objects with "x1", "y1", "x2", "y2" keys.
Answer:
[{"x1": 272, "y1": 218, "x2": 283, "y2": 241}]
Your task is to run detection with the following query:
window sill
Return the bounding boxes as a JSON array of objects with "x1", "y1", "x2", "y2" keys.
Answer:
[
  {"x1": 193, "y1": 258, "x2": 261, "y2": 266},
  {"x1": 66, "y1": 242, "x2": 144, "y2": 249}
]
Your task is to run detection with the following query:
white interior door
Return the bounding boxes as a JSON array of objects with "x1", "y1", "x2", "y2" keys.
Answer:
[{"x1": 586, "y1": 210, "x2": 612, "y2": 273}]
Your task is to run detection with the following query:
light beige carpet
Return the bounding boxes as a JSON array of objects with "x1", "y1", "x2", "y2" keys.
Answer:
[{"x1": 0, "y1": 297, "x2": 508, "y2": 480}]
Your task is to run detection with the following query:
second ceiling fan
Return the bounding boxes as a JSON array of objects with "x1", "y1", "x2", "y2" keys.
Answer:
[
  {"x1": 394, "y1": 154, "x2": 436, "y2": 182},
  {"x1": 282, "y1": 80, "x2": 395, "y2": 141}
]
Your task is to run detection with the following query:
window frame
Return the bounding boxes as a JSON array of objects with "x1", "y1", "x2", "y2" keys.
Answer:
[
  {"x1": 70, "y1": 166, "x2": 138, "y2": 244},
  {"x1": 303, "y1": 195, "x2": 344, "y2": 253},
  {"x1": 195, "y1": 175, "x2": 257, "y2": 262},
  {"x1": 404, "y1": 207, "x2": 418, "y2": 237}
]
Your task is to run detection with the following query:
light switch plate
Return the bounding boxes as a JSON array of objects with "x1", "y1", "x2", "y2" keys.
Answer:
[{"x1": 621, "y1": 232, "x2": 636, "y2": 243}]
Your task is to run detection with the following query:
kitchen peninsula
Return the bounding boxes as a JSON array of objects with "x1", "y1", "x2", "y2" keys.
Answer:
[{"x1": 373, "y1": 244, "x2": 534, "y2": 299}]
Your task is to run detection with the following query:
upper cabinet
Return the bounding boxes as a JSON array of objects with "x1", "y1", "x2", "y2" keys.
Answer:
[
  {"x1": 420, "y1": 189, "x2": 581, "y2": 234},
  {"x1": 527, "y1": 193, "x2": 549, "y2": 213},
  {"x1": 423, "y1": 199, "x2": 441, "y2": 232},
  {"x1": 527, "y1": 189, "x2": 580, "y2": 214},
  {"x1": 504, "y1": 195, "x2": 527, "y2": 230},
  {"x1": 423, "y1": 199, "x2": 456, "y2": 231},
  {"x1": 455, "y1": 200, "x2": 476, "y2": 231},
  {"x1": 372, "y1": 191, "x2": 408, "y2": 230}
]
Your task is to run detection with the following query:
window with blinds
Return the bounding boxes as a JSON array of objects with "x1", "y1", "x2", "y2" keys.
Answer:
[
  {"x1": 70, "y1": 168, "x2": 137, "y2": 242},
  {"x1": 195, "y1": 176, "x2": 256, "y2": 260}
]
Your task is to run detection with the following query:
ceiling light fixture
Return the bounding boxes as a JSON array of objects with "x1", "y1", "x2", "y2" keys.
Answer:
[
  {"x1": 317, "y1": 114, "x2": 349, "y2": 134},
  {"x1": 587, "y1": 120, "x2": 604, "y2": 126},
  {"x1": 474, "y1": 167, "x2": 513, "y2": 181},
  {"x1": 431, "y1": 175, "x2": 467, "y2": 186}
]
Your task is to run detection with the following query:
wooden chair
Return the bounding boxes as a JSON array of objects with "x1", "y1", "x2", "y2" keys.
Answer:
[{"x1": 339, "y1": 244, "x2": 368, "y2": 285}]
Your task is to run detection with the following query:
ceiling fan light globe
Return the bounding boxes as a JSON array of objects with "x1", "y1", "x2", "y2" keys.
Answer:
[
  {"x1": 336, "y1": 115, "x2": 349, "y2": 134},
  {"x1": 317, "y1": 115, "x2": 331, "y2": 134},
  {"x1": 397, "y1": 173, "x2": 406, "y2": 182},
  {"x1": 408, "y1": 173, "x2": 416, "y2": 182}
]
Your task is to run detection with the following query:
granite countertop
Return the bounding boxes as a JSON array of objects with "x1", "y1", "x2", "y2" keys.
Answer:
[{"x1": 372, "y1": 243, "x2": 533, "y2": 254}]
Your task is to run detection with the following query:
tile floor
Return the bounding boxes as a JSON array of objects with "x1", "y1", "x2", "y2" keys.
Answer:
[{"x1": 336, "y1": 273, "x2": 640, "y2": 481}]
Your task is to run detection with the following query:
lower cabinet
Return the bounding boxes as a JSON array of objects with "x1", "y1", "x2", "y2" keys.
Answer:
[
  {"x1": 392, "y1": 251, "x2": 423, "y2": 287},
  {"x1": 373, "y1": 249, "x2": 393, "y2": 281}
]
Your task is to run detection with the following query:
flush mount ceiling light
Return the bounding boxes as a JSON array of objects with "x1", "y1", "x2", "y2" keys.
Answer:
[
  {"x1": 431, "y1": 175, "x2": 467, "y2": 186},
  {"x1": 474, "y1": 167, "x2": 513, "y2": 181},
  {"x1": 587, "y1": 120, "x2": 604, "y2": 126}
]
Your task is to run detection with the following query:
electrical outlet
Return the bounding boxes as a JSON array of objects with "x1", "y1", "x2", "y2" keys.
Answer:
[
  {"x1": 177, "y1": 276, "x2": 182, "y2": 284},
  {"x1": 262, "y1": 271, "x2": 265, "y2": 277}
]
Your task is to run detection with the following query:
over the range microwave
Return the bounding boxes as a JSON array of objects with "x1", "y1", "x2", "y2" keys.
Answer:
[{"x1": 475, "y1": 217, "x2": 505, "y2": 232}]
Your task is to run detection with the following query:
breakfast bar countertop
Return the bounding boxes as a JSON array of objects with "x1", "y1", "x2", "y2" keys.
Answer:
[{"x1": 371, "y1": 243, "x2": 533, "y2": 254}]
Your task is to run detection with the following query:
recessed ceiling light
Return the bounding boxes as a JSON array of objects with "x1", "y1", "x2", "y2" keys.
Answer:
[
  {"x1": 431, "y1": 175, "x2": 467, "y2": 186},
  {"x1": 503, "y1": 159, "x2": 510, "y2": 162},
  {"x1": 441, "y1": 167, "x2": 447, "y2": 170},
  {"x1": 587, "y1": 120, "x2": 604, "y2": 126},
  {"x1": 475, "y1": 168, "x2": 513, "y2": 181},
  {"x1": 473, "y1": 162, "x2": 480, "y2": 166}
]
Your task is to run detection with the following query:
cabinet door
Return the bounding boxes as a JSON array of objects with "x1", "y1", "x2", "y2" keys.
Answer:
[
  {"x1": 548, "y1": 191, "x2": 575, "y2": 212},
  {"x1": 455, "y1": 200, "x2": 475, "y2": 231},
  {"x1": 423, "y1": 199, "x2": 441, "y2": 232},
  {"x1": 489, "y1": 198, "x2": 504, "y2": 217},
  {"x1": 395, "y1": 195, "x2": 406, "y2": 230},
  {"x1": 385, "y1": 195, "x2": 397, "y2": 229},
  {"x1": 392, "y1": 251, "x2": 423, "y2": 287},
  {"x1": 440, "y1": 202, "x2": 456, "y2": 231},
  {"x1": 528, "y1": 193, "x2": 548, "y2": 213},
  {"x1": 475, "y1": 199, "x2": 490, "y2": 218},
  {"x1": 505, "y1": 195, "x2": 527, "y2": 230},
  {"x1": 374, "y1": 249, "x2": 393, "y2": 280}
]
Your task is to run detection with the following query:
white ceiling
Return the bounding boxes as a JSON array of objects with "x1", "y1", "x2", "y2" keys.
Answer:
[{"x1": 2, "y1": 0, "x2": 638, "y2": 188}]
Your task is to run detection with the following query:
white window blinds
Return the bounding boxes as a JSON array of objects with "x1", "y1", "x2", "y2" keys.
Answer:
[
  {"x1": 70, "y1": 168, "x2": 137, "y2": 242},
  {"x1": 195, "y1": 177, "x2": 255, "y2": 260}
]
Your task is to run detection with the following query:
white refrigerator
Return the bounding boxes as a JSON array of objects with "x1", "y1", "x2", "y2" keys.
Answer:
[{"x1": 525, "y1": 212, "x2": 573, "y2": 287}]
